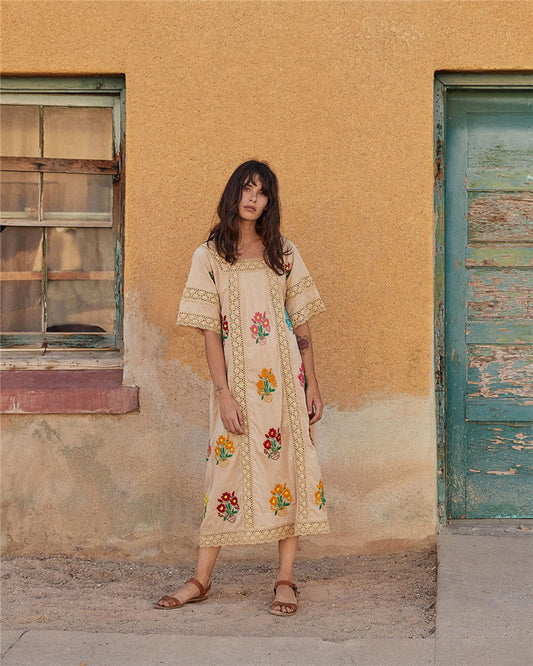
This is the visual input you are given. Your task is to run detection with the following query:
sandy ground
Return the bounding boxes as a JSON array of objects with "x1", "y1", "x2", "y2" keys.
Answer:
[{"x1": 1, "y1": 551, "x2": 436, "y2": 641}]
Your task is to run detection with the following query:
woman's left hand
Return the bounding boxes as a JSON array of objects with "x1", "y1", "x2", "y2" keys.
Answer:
[{"x1": 306, "y1": 383, "x2": 323, "y2": 424}]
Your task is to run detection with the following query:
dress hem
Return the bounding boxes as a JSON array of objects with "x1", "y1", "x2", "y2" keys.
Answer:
[{"x1": 199, "y1": 520, "x2": 329, "y2": 547}]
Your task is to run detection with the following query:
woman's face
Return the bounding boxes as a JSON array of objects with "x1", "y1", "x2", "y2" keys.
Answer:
[{"x1": 237, "y1": 177, "x2": 269, "y2": 223}]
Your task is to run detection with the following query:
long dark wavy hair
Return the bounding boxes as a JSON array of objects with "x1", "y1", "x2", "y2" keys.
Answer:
[{"x1": 208, "y1": 160, "x2": 286, "y2": 275}]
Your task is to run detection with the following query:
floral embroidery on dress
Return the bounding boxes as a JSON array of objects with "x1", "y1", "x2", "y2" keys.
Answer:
[
  {"x1": 263, "y1": 427, "x2": 282, "y2": 459},
  {"x1": 206, "y1": 442, "x2": 211, "y2": 462},
  {"x1": 257, "y1": 368, "x2": 277, "y2": 402},
  {"x1": 298, "y1": 363, "x2": 305, "y2": 388},
  {"x1": 314, "y1": 479, "x2": 326, "y2": 510},
  {"x1": 208, "y1": 270, "x2": 215, "y2": 284},
  {"x1": 203, "y1": 493, "x2": 209, "y2": 518},
  {"x1": 285, "y1": 262, "x2": 292, "y2": 279},
  {"x1": 220, "y1": 315, "x2": 229, "y2": 341},
  {"x1": 217, "y1": 491, "x2": 239, "y2": 522},
  {"x1": 250, "y1": 311, "x2": 270, "y2": 345},
  {"x1": 215, "y1": 435, "x2": 234, "y2": 467},
  {"x1": 269, "y1": 483, "x2": 292, "y2": 516},
  {"x1": 284, "y1": 308, "x2": 294, "y2": 333}
]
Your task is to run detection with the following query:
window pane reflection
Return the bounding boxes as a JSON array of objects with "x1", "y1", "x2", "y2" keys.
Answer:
[
  {"x1": 0, "y1": 226, "x2": 43, "y2": 332},
  {"x1": 47, "y1": 227, "x2": 114, "y2": 271},
  {"x1": 1, "y1": 281, "x2": 42, "y2": 332},
  {"x1": 0, "y1": 106, "x2": 40, "y2": 157},
  {"x1": 47, "y1": 281, "x2": 115, "y2": 333},
  {"x1": 46, "y1": 227, "x2": 115, "y2": 333},
  {"x1": 44, "y1": 107, "x2": 113, "y2": 159},
  {"x1": 43, "y1": 173, "x2": 112, "y2": 223},
  {"x1": 0, "y1": 172, "x2": 40, "y2": 220}
]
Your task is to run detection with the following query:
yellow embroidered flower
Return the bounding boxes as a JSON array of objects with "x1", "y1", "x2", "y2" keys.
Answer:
[{"x1": 314, "y1": 490, "x2": 322, "y2": 503}]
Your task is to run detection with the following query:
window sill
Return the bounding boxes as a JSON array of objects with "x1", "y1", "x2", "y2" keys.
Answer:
[{"x1": 0, "y1": 353, "x2": 139, "y2": 414}]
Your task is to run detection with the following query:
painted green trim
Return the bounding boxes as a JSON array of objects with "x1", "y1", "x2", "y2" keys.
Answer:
[
  {"x1": 0, "y1": 334, "x2": 116, "y2": 349},
  {"x1": 436, "y1": 72, "x2": 533, "y2": 88},
  {"x1": 0, "y1": 76, "x2": 125, "y2": 93},
  {"x1": 0, "y1": 94, "x2": 116, "y2": 107},
  {"x1": 434, "y1": 76, "x2": 447, "y2": 523}
]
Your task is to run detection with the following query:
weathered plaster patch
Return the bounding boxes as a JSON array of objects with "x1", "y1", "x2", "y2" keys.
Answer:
[{"x1": 1, "y1": 301, "x2": 436, "y2": 561}]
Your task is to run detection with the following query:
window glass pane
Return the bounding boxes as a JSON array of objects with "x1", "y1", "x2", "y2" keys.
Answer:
[
  {"x1": 46, "y1": 227, "x2": 115, "y2": 333},
  {"x1": 47, "y1": 227, "x2": 114, "y2": 271},
  {"x1": 0, "y1": 171, "x2": 40, "y2": 220},
  {"x1": 43, "y1": 107, "x2": 113, "y2": 159},
  {"x1": 0, "y1": 227, "x2": 43, "y2": 332},
  {"x1": 0, "y1": 105, "x2": 40, "y2": 157},
  {"x1": 43, "y1": 173, "x2": 112, "y2": 223}
]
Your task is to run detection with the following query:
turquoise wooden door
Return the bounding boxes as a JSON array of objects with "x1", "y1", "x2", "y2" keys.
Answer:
[{"x1": 445, "y1": 89, "x2": 533, "y2": 518}]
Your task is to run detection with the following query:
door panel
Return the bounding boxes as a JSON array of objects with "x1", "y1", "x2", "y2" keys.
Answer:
[{"x1": 445, "y1": 90, "x2": 533, "y2": 518}]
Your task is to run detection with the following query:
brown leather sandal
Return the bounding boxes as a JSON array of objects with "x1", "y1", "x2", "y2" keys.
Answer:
[
  {"x1": 269, "y1": 580, "x2": 298, "y2": 616},
  {"x1": 153, "y1": 577, "x2": 211, "y2": 610}
]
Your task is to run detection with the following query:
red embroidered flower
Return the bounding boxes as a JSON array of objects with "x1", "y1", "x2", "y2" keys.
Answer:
[{"x1": 268, "y1": 428, "x2": 277, "y2": 438}]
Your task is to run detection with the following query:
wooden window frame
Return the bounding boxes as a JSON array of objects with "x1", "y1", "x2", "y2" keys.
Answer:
[{"x1": 0, "y1": 76, "x2": 126, "y2": 351}]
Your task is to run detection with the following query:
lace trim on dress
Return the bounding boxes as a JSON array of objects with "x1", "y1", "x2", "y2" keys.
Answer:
[
  {"x1": 289, "y1": 298, "x2": 326, "y2": 328},
  {"x1": 176, "y1": 312, "x2": 221, "y2": 333},
  {"x1": 286, "y1": 275, "x2": 316, "y2": 301},
  {"x1": 182, "y1": 286, "x2": 220, "y2": 305},
  {"x1": 199, "y1": 519, "x2": 329, "y2": 547},
  {"x1": 268, "y1": 269, "x2": 310, "y2": 526}
]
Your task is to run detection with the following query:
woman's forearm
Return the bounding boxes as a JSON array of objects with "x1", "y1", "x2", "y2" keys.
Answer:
[
  {"x1": 294, "y1": 322, "x2": 318, "y2": 386},
  {"x1": 204, "y1": 329, "x2": 244, "y2": 434},
  {"x1": 204, "y1": 330, "x2": 230, "y2": 396}
]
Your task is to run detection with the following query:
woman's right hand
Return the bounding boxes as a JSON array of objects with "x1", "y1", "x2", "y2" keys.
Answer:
[{"x1": 216, "y1": 389, "x2": 244, "y2": 435}]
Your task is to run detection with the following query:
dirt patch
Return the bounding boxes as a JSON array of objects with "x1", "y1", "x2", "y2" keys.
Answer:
[{"x1": 1, "y1": 551, "x2": 436, "y2": 641}]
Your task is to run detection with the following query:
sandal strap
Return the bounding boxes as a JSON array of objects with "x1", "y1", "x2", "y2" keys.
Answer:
[
  {"x1": 188, "y1": 577, "x2": 208, "y2": 597},
  {"x1": 273, "y1": 579, "x2": 298, "y2": 593}
]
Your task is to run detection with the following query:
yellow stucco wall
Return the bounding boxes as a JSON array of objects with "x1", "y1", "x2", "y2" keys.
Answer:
[{"x1": 2, "y1": 0, "x2": 532, "y2": 560}]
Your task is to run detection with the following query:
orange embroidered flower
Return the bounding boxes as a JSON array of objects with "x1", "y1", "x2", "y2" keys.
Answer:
[
  {"x1": 270, "y1": 483, "x2": 292, "y2": 515},
  {"x1": 214, "y1": 435, "x2": 234, "y2": 466},
  {"x1": 314, "y1": 479, "x2": 326, "y2": 510},
  {"x1": 257, "y1": 369, "x2": 277, "y2": 400}
]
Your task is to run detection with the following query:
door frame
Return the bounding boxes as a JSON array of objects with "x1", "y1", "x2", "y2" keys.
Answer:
[{"x1": 433, "y1": 72, "x2": 533, "y2": 523}]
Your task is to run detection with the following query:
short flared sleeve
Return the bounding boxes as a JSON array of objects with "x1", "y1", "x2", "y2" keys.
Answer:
[
  {"x1": 176, "y1": 244, "x2": 221, "y2": 334},
  {"x1": 284, "y1": 241, "x2": 326, "y2": 328}
]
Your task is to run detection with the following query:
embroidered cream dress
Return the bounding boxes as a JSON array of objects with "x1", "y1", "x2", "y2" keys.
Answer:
[{"x1": 177, "y1": 240, "x2": 329, "y2": 546}]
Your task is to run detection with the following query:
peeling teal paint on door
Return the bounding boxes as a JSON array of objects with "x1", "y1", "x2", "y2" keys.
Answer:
[{"x1": 445, "y1": 89, "x2": 533, "y2": 518}]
